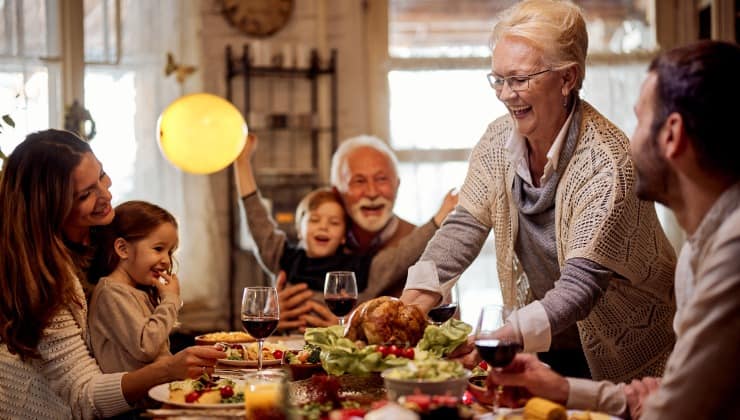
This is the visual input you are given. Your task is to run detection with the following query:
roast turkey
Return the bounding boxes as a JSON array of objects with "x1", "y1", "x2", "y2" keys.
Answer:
[{"x1": 345, "y1": 296, "x2": 427, "y2": 346}]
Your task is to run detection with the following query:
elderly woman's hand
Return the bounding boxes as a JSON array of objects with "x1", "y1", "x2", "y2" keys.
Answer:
[{"x1": 447, "y1": 335, "x2": 481, "y2": 369}]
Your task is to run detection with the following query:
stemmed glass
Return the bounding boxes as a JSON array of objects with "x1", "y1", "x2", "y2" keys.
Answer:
[
  {"x1": 427, "y1": 283, "x2": 460, "y2": 326},
  {"x1": 241, "y1": 287, "x2": 280, "y2": 371},
  {"x1": 474, "y1": 304, "x2": 523, "y2": 412},
  {"x1": 323, "y1": 271, "x2": 358, "y2": 327}
]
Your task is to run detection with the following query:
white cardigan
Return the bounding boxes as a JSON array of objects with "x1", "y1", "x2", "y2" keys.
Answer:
[{"x1": 458, "y1": 101, "x2": 677, "y2": 382}]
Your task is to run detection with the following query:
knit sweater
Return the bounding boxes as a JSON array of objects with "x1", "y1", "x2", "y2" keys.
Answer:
[
  {"x1": 461, "y1": 101, "x2": 676, "y2": 382},
  {"x1": 89, "y1": 276, "x2": 178, "y2": 373},
  {"x1": 0, "y1": 279, "x2": 132, "y2": 419}
]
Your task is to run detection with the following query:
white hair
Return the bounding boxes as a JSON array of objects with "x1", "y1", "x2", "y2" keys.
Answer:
[
  {"x1": 490, "y1": 0, "x2": 588, "y2": 91},
  {"x1": 330, "y1": 135, "x2": 400, "y2": 192}
]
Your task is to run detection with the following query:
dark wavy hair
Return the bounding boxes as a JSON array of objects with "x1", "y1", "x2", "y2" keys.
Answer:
[
  {"x1": 649, "y1": 40, "x2": 740, "y2": 181},
  {"x1": 90, "y1": 200, "x2": 179, "y2": 281},
  {"x1": 0, "y1": 129, "x2": 92, "y2": 359}
]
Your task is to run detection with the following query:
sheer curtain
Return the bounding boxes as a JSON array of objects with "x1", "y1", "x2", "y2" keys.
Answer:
[{"x1": 85, "y1": 0, "x2": 230, "y2": 332}]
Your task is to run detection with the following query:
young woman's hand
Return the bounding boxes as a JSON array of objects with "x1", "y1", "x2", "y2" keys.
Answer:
[{"x1": 166, "y1": 345, "x2": 226, "y2": 380}]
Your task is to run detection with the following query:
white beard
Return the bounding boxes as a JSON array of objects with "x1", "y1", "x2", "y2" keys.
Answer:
[{"x1": 348, "y1": 197, "x2": 394, "y2": 233}]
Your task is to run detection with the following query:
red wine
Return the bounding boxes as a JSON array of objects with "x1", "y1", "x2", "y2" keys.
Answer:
[
  {"x1": 475, "y1": 339, "x2": 522, "y2": 367},
  {"x1": 324, "y1": 296, "x2": 357, "y2": 317},
  {"x1": 428, "y1": 303, "x2": 458, "y2": 323},
  {"x1": 241, "y1": 316, "x2": 279, "y2": 339}
]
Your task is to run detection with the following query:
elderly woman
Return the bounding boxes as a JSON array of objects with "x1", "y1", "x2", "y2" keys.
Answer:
[
  {"x1": 401, "y1": 0, "x2": 676, "y2": 383},
  {"x1": 0, "y1": 130, "x2": 224, "y2": 419}
]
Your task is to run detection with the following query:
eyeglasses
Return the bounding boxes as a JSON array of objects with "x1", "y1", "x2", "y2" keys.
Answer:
[{"x1": 487, "y1": 69, "x2": 552, "y2": 92}]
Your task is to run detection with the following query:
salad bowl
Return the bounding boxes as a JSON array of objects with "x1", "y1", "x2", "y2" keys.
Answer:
[{"x1": 381, "y1": 360, "x2": 471, "y2": 401}]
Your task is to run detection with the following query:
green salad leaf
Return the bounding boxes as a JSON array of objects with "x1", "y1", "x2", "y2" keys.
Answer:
[
  {"x1": 304, "y1": 326, "x2": 409, "y2": 376},
  {"x1": 416, "y1": 318, "x2": 472, "y2": 357}
]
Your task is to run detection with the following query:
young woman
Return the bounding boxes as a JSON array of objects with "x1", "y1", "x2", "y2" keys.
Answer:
[{"x1": 0, "y1": 130, "x2": 224, "y2": 419}]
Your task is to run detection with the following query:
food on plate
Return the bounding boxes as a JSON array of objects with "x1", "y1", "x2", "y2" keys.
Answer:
[
  {"x1": 400, "y1": 394, "x2": 474, "y2": 419},
  {"x1": 195, "y1": 331, "x2": 254, "y2": 345},
  {"x1": 285, "y1": 344, "x2": 322, "y2": 365},
  {"x1": 293, "y1": 375, "x2": 368, "y2": 420},
  {"x1": 345, "y1": 297, "x2": 427, "y2": 346},
  {"x1": 523, "y1": 397, "x2": 567, "y2": 420},
  {"x1": 223, "y1": 342, "x2": 284, "y2": 361},
  {"x1": 168, "y1": 374, "x2": 244, "y2": 404},
  {"x1": 285, "y1": 345, "x2": 325, "y2": 380},
  {"x1": 384, "y1": 359, "x2": 467, "y2": 381},
  {"x1": 382, "y1": 361, "x2": 471, "y2": 401}
]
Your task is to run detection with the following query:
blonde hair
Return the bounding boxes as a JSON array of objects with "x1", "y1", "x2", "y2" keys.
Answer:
[
  {"x1": 294, "y1": 187, "x2": 347, "y2": 235},
  {"x1": 491, "y1": 0, "x2": 588, "y2": 91}
]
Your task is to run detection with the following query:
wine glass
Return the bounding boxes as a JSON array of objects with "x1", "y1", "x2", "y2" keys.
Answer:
[
  {"x1": 427, "y1": 283, "x2": 460, "y2": 326},
  {"x1": 474, "y1": 304, "x2": 522, "y2": 412},
  {"x1": 323, "y1": 271, "x2": 358, "y2": 327},
  {"x1": 241, "y1": 287, "x2": 280, "y2": 371}
]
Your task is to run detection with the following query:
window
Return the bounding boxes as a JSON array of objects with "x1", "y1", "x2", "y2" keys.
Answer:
[
  {"x1": 385, "y1": 0, "x2": 660, "y2": 326},
  {"x1": 1, "y1": 0, "x2": 231, "y2": 331},
  {"x1": 0, "y1": 0, "x2": 61, "y2": 151}
]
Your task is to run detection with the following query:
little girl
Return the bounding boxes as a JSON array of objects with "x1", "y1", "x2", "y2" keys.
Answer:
[{"x1": 88, "y1": 200, "x2": 183, "y2": 373}]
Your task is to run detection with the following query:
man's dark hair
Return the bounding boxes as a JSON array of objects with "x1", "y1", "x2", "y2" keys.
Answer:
[{"x1": 649, "y1": 40, "x2": 740, "y2": 180}]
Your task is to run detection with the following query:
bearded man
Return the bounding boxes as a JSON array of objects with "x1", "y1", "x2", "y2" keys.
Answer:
[{"x1": 275, "y1": 135, "x2": 456, "y2": 330}]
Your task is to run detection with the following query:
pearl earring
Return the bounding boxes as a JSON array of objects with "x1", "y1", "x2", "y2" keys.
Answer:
[{"x1": 563, "y1": 96, "x2": 568, "y2": 108}]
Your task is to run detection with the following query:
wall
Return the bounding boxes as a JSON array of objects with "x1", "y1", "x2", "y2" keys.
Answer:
[{"x1": 198, "y1": 0, "x2": 374, "y2": 329}]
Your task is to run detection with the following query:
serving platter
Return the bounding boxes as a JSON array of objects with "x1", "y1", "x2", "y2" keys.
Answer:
[{"x1": 147, "y1": 381, "x2": 245, "y2": 409}]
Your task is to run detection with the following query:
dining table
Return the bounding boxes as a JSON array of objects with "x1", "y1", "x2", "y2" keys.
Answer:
[{"x1": 141, "y1": 333, "x2": 498, "y2": 420}]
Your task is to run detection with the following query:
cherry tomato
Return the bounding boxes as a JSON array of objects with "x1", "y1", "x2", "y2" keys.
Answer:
[
  {"x1": 478, "y1": 360, "x2": 489, "y2": 371},
  {"x1": 272, "y1": 349, "x2": 284, "y2": 360},
  {"x1": 185, "y1": 391, "x2": 201, "y2": 403},
  {"x1": 377, "y1": 345, "x2": 389, "y2": 357},
  {"x1": 402, "y1": 347, "x2": 415, "y2": 359},
  {"x1": 388, "y1": 344, "x2": 400, "y2": 356},
  {"x1": 405, "y1": 394, "x2": 431, "y2": 411},
  {"x1": 220, "y1": 385, "x2": 234, "y2": 398},
  {"x1": 462, "y1": 390, "x2": 474, "y2": 405}
]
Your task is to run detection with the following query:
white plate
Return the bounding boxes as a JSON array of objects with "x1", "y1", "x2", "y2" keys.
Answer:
[
  {"x1": 147, "y1": 381, "x2": 245, "y2": 409},
  {"x1": 475, "y1": 408, "x2": 619, "y2": 419},
  {"x1": 218, "y1": 358, "x2": 282, "y2": 367}
]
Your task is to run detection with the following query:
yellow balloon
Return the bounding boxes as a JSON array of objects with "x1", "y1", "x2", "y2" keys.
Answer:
[{"x1": 157, "y1": 93, "x2": 247, "y2": 174}]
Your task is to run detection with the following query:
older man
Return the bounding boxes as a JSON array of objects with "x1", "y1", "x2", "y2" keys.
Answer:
[
  {"x1": 486, "y1": 40, "x2": 740, "y2": 419},
  {"x1": 276, "y1": 135, "x2": 456, "y2": 330},
  {"x1": 330, "y1": 135, "x2": 453, "y2": 257}
]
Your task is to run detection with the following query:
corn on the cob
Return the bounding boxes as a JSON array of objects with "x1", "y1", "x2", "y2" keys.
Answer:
[{"x1": 523, "y1": 397, "x2": 567, "y2": 420}]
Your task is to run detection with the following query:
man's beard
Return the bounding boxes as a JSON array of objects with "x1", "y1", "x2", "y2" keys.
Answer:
[
  {"x1": 634, "y1": 136, "x2": 672, "y2": 205},
  {"x1": 348, "y1": 197, "x2": 394, "y2": 233}
]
